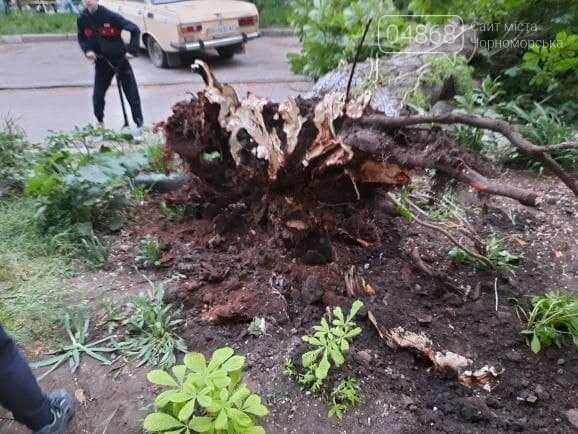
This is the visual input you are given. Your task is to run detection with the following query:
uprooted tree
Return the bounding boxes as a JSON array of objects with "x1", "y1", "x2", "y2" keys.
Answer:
[{"x1": 157, "y1": 60, "x2": 577, "y2": 265}]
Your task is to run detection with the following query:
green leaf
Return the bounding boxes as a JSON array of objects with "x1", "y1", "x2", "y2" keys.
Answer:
[
  {"x1": 188, "y1": 416, "x2": 213, "y2": 433},
  {"x1": 348, "y1": 300, "x2": 363, "y2": 319},
  {"x1": 531, "y1": 334, "x2": 541, "y2": 353},
  {"x1": 148, "y1": 370, "x2": 179, "y2": 387},
  {"x1": 230, "y1": 384, "x2": 251, "y2": 406},
  {"x1": 208, "y1": 347, "x2": 234, "y2": 370},
  {"x1": 143, "y1": 412, "x2": 184, "y2": 432},
  {"x1": 172, "y1": 365, "x2": 187, "y2": 384},
  {"x1": 178, "y1": 398, "x2": 197, "y2": 422},
  {"x1": 184, "y1": 353, "x2": 206, "y2": 373},
  {"x1": 154, "y1": 390, "x2": 181, "y2": 407},
  {"x1": 169, "y1": 392, "x2": 194, "y2": 403},
  {"x1": 241, "y1": 427, "x2": 266, "y2": 434},
  {"x1": 302, "y1": 349, "x2": 321, "y2": 368},
  {"x1": 226, "y1": 408, "x2": 252, "y2": 428},
  {"x1": 315, "y1": 354, "x2": 330, "y2": 380},
  {"x1": 221, "y1": 355, "x2": 245, "y2": 372},
  {"x1": 214, "y1": 410, "x2": 228, "y2": 431},
  {"x1": 243, "y1": 395, "x2": 269, "y2": 417},
  {"x1": 330, "y1": 349, "x2": 345, "y2": 366}
]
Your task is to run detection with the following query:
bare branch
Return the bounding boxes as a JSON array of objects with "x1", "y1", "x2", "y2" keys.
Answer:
[{"x1": 359, "y1": 112, "x2": 578, "y2": 196}]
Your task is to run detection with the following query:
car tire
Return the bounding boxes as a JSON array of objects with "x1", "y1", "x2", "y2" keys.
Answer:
[
  {"x1": 146, "y1": 36, "x2": 168, "y2": 68},
  {"x1": 217, "y1": 45, "x2": 237, "y2": 59}
]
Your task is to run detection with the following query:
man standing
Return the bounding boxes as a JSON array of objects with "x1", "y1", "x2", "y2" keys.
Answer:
[
  {"x1": 0, "y1": 326, "x2": 74, "y2": 433},
  {"x1": 77, "y1": 0, "x2": 144, "y2": 128}
]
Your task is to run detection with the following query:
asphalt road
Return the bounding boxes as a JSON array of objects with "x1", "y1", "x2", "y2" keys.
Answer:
[{"x1": 0, "y1": 36, "x2": 311, "y2": 141}]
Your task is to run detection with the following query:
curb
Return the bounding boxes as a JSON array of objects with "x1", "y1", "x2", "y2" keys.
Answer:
[
  {"x1": 0, "y1": 29, "x2": 293, "y2": 44},
  {"x1": 0, "y1": 78, "x2": 311, "y2": 91}
]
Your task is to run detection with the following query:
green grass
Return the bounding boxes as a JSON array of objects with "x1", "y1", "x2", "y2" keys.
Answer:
[
  {"x1": 0, "y1": 197, "x2": 70, "y2": 344},
  {"x1": 0, "y1": 13, "x2": 77, "y2": 35},
  {"x1": 255, "y1": 0, "x2": 291, "y2": 28}
]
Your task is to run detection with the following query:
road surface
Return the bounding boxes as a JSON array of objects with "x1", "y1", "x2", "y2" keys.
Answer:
[{"x1": 0, "y1": 36, "x2": 311, "y2": 141}]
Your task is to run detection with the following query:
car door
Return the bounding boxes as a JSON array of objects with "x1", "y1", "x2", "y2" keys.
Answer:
[{"x1": 107, "y1": 0, "x2": 146, "y2": 47}]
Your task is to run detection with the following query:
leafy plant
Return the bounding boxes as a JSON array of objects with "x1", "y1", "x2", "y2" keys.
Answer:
[
  {"x1": 404, "y1": 55, "x2": 473, "y2": 111},
  {"x1": 499, "y1": 102, "x2": 576, "y2": 170},
  {"x1": 282, "y1": 358, "x2": 297, "y2": 378},
  {"x1": 0, "y1": 118, "x2": 31, "y2": 185},
  {"x1": 129, "y1": 179, "x2": 151, "y2": 207},
  {"x1": 299, "y1": 300, "x2": 363, "y2": 391},
  {"x1": 160, "y1": 201, "x2": 186, "y2": 223},
  {"x1": 77, "y1": 234, "x2": 110, "y2": 270},
  {"x1": 247, "y1": 317, "x2": 266, "y2": 337},
  {"x1": 327, "y1": 377, "x2": 362, "y2": 419},
  {"x1": 144, "y1": 347, "x2": 268, "y2": 433},
  {"x1": 519, "y1": 293, "x2": 578, "y2": 353},
  {"x1": 118, "y1": 284, "x2": 186, "y2": 369},
  {"x1": 507, "y1": 32, "x2": 578, "y2": 99},
  {"x1": 98, "y1": 300, "x2": 127, "y2": 334},
  {"x1": 31, "y1": 310, "x2": 116, "y2": 380},
  {"x1": 288, "y1": 0, "x2": 398, "y2": 79},
  {"x1": 25, "y1": 147, "x2": 147, "y2": 233},
  {"x1": 449, "y1": 237, "x2": 523, "y2": 271},
  {"x1": 137, "y1": 234, "x2": 163, "y2": 267},
  {"x1": 146, "y1": 142, "x2": 171, "y2": 173}
]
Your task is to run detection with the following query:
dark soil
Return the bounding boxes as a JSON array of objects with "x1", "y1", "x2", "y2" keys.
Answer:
[{"x1": 2, "y1": 172, "x2": 576, "y2": 434}]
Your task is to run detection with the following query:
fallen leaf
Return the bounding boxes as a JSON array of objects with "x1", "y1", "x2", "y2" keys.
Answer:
[
  {"x1": 514, "y1": 238, "x2": 527, "y2": 246},
  {"x1": 554, "y1": 251, "x2": 563, "y2": 258}
]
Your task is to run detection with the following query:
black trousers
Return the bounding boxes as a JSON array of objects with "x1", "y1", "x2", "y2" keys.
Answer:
[
  {"x1": 93, "y1": 57, "x2": 143, "y2": 126},
  {"x1": 0, "y1": 326, "x2": 52, "y2": 431}
]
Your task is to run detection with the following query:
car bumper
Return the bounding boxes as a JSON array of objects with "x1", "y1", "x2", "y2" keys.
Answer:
[{"x1": 170, "y1": 32, "x2": 260, "y2": 51}]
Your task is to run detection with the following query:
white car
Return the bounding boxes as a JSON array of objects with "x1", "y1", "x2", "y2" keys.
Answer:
[{"x1": 99, "y1": 0, "x2": 260, "y2": 67}]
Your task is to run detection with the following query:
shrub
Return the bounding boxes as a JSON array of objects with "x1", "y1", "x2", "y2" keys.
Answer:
[
  {"x1": 144, "y1": 347, "x2": 268, "y2": 433},
  {"x1": 288, "y1": 0, "x2": 398, "y2": 79},
  {"x1": 25, "y1": 147, "x2": 147, "y2": 233}
]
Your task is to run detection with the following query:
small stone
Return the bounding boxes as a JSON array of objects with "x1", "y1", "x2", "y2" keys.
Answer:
[
  {"x1": 486, "y1": 396, "x2": 502, "y2": 409},
  {"x1": 496, "y1": 310, "x2": 512, "y2": 321},
  {"x1": 417, "y1": 314, "x2": 433, "y2": 325},
  {"x1": 557, "y1": 358, "x2": 566, "y2": 365},
  {"x1": 354, "y1": 350, "x2": 372, "y2": 365},
  {"x1": 364, "y1": 263, "x2": 370, "y2": 270},
  {"x1": 534, "y1": 384, "x2": 549, "y2": 400},
  {"x1": 506, "y1": 351, "x2": 523, "y2": 362},
  {"x1": 520, "y1": 378, "x2": 530, "y2": 387},
  {"x1": 409, "y1": 404, "x2": 418, "y2": 411},
  {"x1": 565, "y1": 409, "x2": 578, "y2": 428},
  {"x1": 399, "y1": 395, "x2": 414, "y2": 408},
  {"x1": 526, "y1": 395, "x2": 538, "y2": 404}
]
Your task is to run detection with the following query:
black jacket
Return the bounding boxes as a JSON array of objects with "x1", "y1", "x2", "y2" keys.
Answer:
[{"x1": 77, "y1": 6, "x2": 140, "y2": 59}]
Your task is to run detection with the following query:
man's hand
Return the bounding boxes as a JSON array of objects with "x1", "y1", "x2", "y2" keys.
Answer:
[
  {"x1": 85, "y1": 51, "x2": 96, "y2": 62},
  {"x1": 125, "y1": 52, "x2": 134, "y2": 60}
]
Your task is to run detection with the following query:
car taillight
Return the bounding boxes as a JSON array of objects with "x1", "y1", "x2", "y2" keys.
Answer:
[
  {"x1": 238, "y1": 16, "x2": 257, "y2": 26},
  {"x1": 180, "y1": 23, "x2": 203, "y2": 33}
]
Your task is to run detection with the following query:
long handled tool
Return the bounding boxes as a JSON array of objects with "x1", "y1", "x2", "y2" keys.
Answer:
[{"x1": 99, "y1": 55, "x2": 129, "y2": 128}]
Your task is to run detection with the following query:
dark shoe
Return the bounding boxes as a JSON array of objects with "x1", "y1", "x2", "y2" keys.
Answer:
[{"x1": 33, "y1": 390, "x2": 75, "y2": 434}]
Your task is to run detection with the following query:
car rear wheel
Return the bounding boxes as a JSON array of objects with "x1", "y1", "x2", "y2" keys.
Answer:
[
  {"x1": 217, "y1": 45, "x2": 239, "y2": 59},
  {"x1": 146, "y1": 36, "x2": 168, "y2": 68}
]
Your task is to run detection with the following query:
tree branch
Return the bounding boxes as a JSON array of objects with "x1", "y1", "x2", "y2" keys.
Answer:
[{"x1": 359, "y1": 112, "x2": 578, "y2": 196}]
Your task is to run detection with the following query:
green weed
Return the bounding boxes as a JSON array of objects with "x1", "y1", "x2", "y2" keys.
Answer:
[
  {"x1": 137, "y1": 234, "x2": 163, "y2": 267},
  {"x1": 519, "y1": 293, "x2": 578, "y2": 353},
  {"x1": 118, "y1": 284, "x2": 186, "y2": 369},
  {"x1": 449, "y1": 237, "x2": 523, "y2": 271},
  {"x1": 144, "y1": 347, "x2": 268, "y2": 433},
  {"x1": 31, "y1": 309, "x2": 117, "y2": 380},
  {"x1": 327, "y1": 377, "x2": 362, "y2": 419}
]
